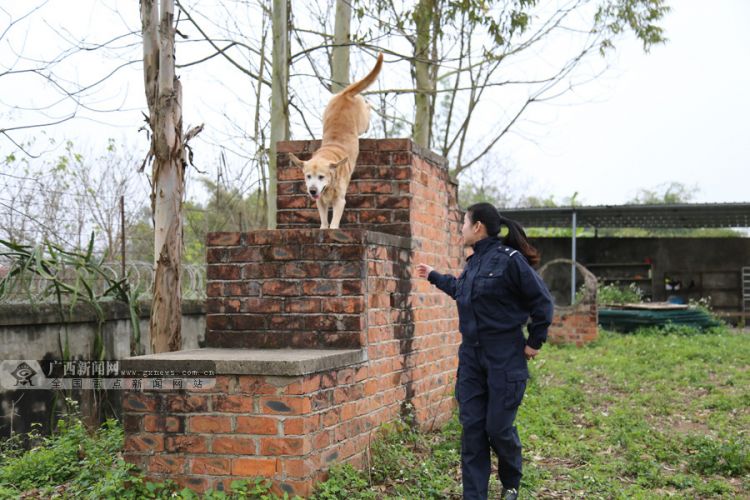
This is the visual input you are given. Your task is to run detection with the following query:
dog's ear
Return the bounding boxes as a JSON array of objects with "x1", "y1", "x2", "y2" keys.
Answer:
[
  {"x1": 329, "y1": 157, "x2": 348, "y2": 170},
  {"x1": 289, "y1": 153, "x2": 305, "y2": 168}
]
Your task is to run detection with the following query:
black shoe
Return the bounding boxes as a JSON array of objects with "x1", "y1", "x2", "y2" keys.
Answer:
[{"x1": 501, "y1": 487, "x2": 519, "y2": 500}]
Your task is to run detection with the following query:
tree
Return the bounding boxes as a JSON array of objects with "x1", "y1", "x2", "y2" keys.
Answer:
[
  {"x1": 140, "y1": 0, "x2": 203, "y2": 353},
  {"x1": 629, "y1": 181, "x2": 698, "y2": 205},
  {"x1": 267, "y1": 0, "x2": 290, "y2": 229},
  {"x1": 331, "y1": 0, "x2": 352, "y2": 93},
  {"x1": 352, "y1": 0, "x2": 671, "y2": 175}
]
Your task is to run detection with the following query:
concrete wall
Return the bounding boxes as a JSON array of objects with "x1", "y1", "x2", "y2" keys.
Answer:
[
  {"x1": 532, "y1": 237, "x2": 749, "y2": 316},
  {"x1": 0, "y1": 301, "x2": 205, "y2": 438}
]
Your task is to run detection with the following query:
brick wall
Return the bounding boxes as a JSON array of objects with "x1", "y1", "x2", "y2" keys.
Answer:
[
  {"x1": 123, "y1": 138, "x2": 464, "y2": 496},
  {"x1": 547, "y1": 303, "x2": 599, "y2": 346},
  {"x1": 540, "y1": 259, "x2": 599, "y2": 346}
]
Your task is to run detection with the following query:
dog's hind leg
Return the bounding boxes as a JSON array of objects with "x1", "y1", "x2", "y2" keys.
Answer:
[
  {"x1": 329, "y1": 197, "x2": 346, "y2": 229},
  {"x1": 316, "y1": 199, "x2": 329, "y2": 229}
]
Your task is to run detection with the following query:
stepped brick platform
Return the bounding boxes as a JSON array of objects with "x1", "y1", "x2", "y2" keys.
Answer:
[{"x1": 122, "y1": 139, "x2": 465, "y2": 496}]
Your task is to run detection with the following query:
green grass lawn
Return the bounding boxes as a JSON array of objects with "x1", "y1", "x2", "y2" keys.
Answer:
[
  {"x1": 2, "y1": 326, "x2": 748, "y2": 499},
  {"x1": 517, "y1": 326, "x2": 749, "y2": 498},
  {"x1": 318, "y1": 326, "x2": 750, "y2": 499}
]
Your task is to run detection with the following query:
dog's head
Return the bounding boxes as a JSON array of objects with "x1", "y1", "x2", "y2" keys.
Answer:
[{"x1": 289, "y1": 154, "x2": 348, "y2": 201}]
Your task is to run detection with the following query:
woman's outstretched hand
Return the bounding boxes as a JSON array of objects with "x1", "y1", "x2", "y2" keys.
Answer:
[{"x1": 416, "y1": 263, "x2": 434, "y2": 278}]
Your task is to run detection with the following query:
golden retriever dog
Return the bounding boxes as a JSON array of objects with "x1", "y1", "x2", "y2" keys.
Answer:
[{"x1": 288, "y1": 53, "x2": 383, "y2": 229}]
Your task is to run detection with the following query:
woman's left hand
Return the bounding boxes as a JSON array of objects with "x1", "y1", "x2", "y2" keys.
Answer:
[{"x1": 524, "y1": 345, "x2": 539, "y2": 360}]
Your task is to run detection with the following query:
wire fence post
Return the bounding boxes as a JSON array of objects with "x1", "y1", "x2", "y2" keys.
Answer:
[{"x1": 120, "y1": 195, "x2": 126, "y2": 280}]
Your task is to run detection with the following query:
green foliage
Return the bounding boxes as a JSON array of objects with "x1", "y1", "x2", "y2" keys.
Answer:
[
  {"x1": 684, "y1": 435, "x2": 750, "y2": 477},
  {"x1": 0, "y1": 408, "x2": 289, "y2": 499},
  {"x1": 0, "y1": 234, "x2": 144, "y2": 356},
  {"x1": 578, "y1": 280, "x2": 644, "y2": 305},
  {"x1": 629, "y1": 181, "x2": 697, "y2": 205},
  {"x1": 4, "y1": 329, "x2": 747, "y2": 498},
  {"x1": 313, "y1": 418, "x2": 461, "y2": 499}
]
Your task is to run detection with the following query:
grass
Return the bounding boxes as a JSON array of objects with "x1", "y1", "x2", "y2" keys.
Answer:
[
  {"x1": 315, "y1": 325, "x2": 749, "y2": 499},
  {"x1": 516, "y1": 326, "x2": 749, "y2": 498},
  {"x1": 1, "y1": 326, "x2": 747, "y2": 498}
]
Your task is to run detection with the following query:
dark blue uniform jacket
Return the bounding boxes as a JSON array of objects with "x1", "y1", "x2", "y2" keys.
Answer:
[{"x1": 428, "y1": 236, "x2": 554, "y2": 349}]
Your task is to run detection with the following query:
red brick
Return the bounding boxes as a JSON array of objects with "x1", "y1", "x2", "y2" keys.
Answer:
[
  {"x1": 213, "y1": 394, "x2": 253, "y2": 413},
  {"x1": 278, "y1": 196, "x2": 310, "y2": 209},
  {"x1": 166, "y1": 394, "x2": 208, "y2": 413},
  {"x1": 243, "y1": 262, "x2": 279, "y2": 279},
  {"x1": 125, "y1": 433, "x2": 164, "y2": 453},
  {"x1": 207, "y1": 265, "x2": 241, "y2": 280},
  {"x1": 191, "y1": 457, "x2": 231, "y2": 476},
  {"x1": 237, "y1": 376, "x2": 280, "y2": 395},
  {"x1": 313, "y1": 431, "x2": 331, "y2": 449},
  {"x1": 122, "y1": 393, "x2": 159, "y2": 412},
  {"x1": 241, "y1": 297, "x2": 283, "y2": 313},
  {"x1": 262, "y1": 281, "x2": 299, "y2": 296},
  {"x1": 189, "y1": 416, "x2": 232, "y2": 433},
  {"x1": 260, "y1": 396, "x2": 312, "y2": 415},
  {"x1": 123, "y1": 414, "x2": 141, "y2": 432},
  {"x1": 212, "y1": 436, "x2": 256, "y2": 455},
  {"x1": 230, "y1": 314, "x2": 267, "y2": 330},
  {"x1": 224, "y1": 281, "x2": 261, "y2": 296},
  {"x1": 207, "y1": 282, "x2": 223, "y2": 297},
  {"x1": 341, "y1": 280, "x2": 363, "y2": 294},
  {"x1": 232, "y1": 457, "x2": 278, "y2": 477},
  {"x1": 226, "y1": 246, "x2": 262, "y2": 262},
  {"x1": 273, "y1": 479, "x2": 315, "y2": 497},
  {"x1": 144, "y1": 415, "x2": 183, "y2": 433},
  {"x1": 260, "y1": 437, "x2": 308, "y2": 456},
  {"x1": 165, "y1": 435, "x2": 207, "y2": 453},
  {"x1": 283, "y1": 415, "x2": 319, "y2": 435},
  {"x1": 357, "y1": 181, "x2": 392, "y2": 194},
  {"x1": 321, "y1": 297, "x2": 364, "y2": 314},
  {"x1": 235, "y1": 416, "x2": 278, "y2": 435},
  {"x1": 263, "y1": 246, "x2": 299, "y2": 261},
  {"x1": 302, "y1": 280, "x2": 339, "y2": 296},
  {"x1": 147, "y1": 454, "x2": 186, "y2": 474},
  {"x1": 269, "y1": 316, "x2": 305, "y2": 330},
  {"x1": 377, "y1": 138, "x2": 412, "y2": 151},
  {"x1": 286, "y1": 298, "x2": 321, "y2": 313},
  {"x1": 282, "y1": 262, "x2": 322, "y2": 278},
  {"x1": 285, "y1": 375, "x2": 322, "y2": 395},
  {"x1": 173, "y1": 476, "x2": 210, "y2": 494},
  {"x1": 281, "y1": 458, "x2": 312, "y2": 479}
]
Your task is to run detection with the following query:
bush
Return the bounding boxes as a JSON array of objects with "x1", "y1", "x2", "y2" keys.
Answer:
[
  {"x1": 684, "y1": 435, "x2": 750, "y2": 477},
  {"x1": 578, "y1": 280, "x2": 644, "y2": 305}
]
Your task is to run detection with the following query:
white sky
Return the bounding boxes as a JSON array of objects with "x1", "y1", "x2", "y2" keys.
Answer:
[
  {"x1": 2, "y1": 0, "x2": 749, "y2": 207},
  {"x1": 503, "y1": 0, "x2": 750, "y2": 205}
]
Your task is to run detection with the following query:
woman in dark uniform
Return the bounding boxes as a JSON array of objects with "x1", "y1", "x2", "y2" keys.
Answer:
[{"x1": 416, "y1": 202, "x2": 554, "y2": 500}]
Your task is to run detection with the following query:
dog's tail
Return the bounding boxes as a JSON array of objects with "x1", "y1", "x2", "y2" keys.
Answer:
[{"x1": 339, "y1": 53, "x2": 383, "y2": 96}]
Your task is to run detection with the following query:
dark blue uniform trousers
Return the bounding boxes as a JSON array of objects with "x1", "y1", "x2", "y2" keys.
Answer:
[{"x1": 457, "y1": 332, "x2": 528, "y2": 499}]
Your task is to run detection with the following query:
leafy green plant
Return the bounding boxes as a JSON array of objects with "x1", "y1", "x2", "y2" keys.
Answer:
[
  {"x1": 578, "y1": 280, "x2": 644, "y2": 305},
  {"x1": 684, "y1": 434, "x2": 750, "y2": 477},
  {"x1": 0, "y1": 234, "x2": 145, "y2": 357}
]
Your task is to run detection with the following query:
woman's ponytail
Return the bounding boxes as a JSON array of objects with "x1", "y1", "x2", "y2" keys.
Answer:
[{"x1": 499, "y1": 215, "x2": 540, "y2": 266}]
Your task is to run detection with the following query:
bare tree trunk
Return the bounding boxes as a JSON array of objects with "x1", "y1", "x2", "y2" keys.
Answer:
[
  {"x1": 412, "y1": 0, "x2": 435, "y2": 148},
  {"x1": 141, "y1": 0, "x2": 184, "y2": 353},
  {"x1": 267, "y1": 0, "x2": 289, "y2": 229},
  {"x1": 331, "y1": 0, "x2": 351, "y2": 94}
]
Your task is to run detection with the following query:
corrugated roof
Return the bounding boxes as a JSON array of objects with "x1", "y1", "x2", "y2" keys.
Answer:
[{"x1": 496, "y1": 203, "x2": 750, "y2": 229}]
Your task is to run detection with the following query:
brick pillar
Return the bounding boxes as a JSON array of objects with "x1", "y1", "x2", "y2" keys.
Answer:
[{"x1": 123, "y1": 138, "x2": 464, "y2": 496}]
